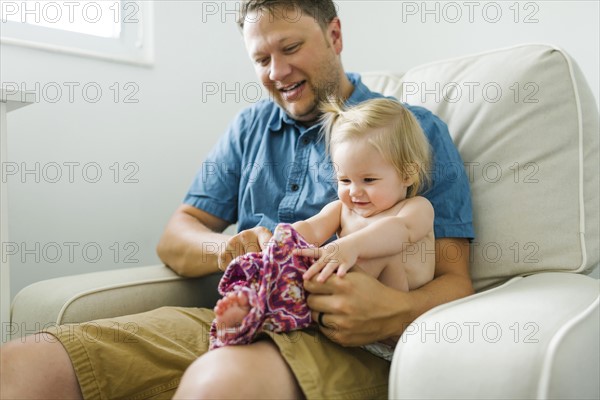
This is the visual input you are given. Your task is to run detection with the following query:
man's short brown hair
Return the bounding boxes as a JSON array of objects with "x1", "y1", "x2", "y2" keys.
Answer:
[{"x1": 237, "y1": 0, "x2": 338, "y2": 30}]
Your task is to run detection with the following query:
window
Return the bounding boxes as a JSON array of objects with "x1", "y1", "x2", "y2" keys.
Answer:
[{"x1": 1, "y1": 1, "x2": 153, "y2": 66}]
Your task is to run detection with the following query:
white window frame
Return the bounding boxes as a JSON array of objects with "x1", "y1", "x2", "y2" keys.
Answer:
[{"x1": 0, "y1": 1, "x2": 154, "y2": 67}]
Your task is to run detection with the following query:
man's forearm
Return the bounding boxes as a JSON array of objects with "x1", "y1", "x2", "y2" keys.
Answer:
[
  {"x1": 156, "y1": 205, "x2": 231, "y2": 277},
  {"x1": 158, "y1": 226, "x2": 229, "y2": 277},
  {"x1": 395, "y1": 268, "x2": 474, "y2": 334},
  {"x1": 389, "y1": 237, "x2": 474, "y2": 336}
]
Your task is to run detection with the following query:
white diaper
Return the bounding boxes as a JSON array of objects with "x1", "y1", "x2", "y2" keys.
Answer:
[{"x1": 362, "y1": 342, "x2": 394, "y2": 361}]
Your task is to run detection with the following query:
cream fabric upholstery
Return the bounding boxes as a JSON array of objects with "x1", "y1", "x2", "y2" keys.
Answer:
[
  {"x1": 10, "y1": 265, "x2": 221, "y2": 330},
  {"x1": 390, "y1": 273, "x2": 599, "y2": 399},
  {"x1": 362, "y1": 43, "x2": 599, "y2": 291},
  {"x1": 361, "y1": 44, "x2": 599, "y2": 399},
  {"x1": 10, "y1": 44, "x2": 600, "y2": 399}
]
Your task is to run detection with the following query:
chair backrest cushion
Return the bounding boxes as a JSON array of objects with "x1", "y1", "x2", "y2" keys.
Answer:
[{"x1": 362, "y1": 44, "x2": 599, "y2": 291}]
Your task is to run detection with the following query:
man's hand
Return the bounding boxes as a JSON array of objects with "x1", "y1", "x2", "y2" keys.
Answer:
[
  {"x1": 304, "y1": 267, "x2": 410, "y2": 346},
  {"x1": 218, "y1": 226, "x2": 273, "y2": 271},
  {"x1": 304, "y1": 238, "x2": 473, "y2": 347}
]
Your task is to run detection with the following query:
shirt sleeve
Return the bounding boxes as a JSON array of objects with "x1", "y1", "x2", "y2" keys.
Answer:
[
  {"x1": 183, "y1": 109, "x2": 250, "y2": 224},
  {"x1": 408, "y1": 105, "x2": 475, "y2": 240}
]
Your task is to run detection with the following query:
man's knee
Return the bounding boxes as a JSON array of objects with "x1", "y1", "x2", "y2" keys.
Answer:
[
  {"x1": 178, "y1": 346, "x2": 247, "y2": 396},
  {"x1": 1, "y1": 333, "x2": 81, "y2": 399},
  {"x1": 174, "y1": 341, "x2": 301, "y2": 399},
  {"x1": 2, "y1": 332, "x2": 62, "y2": 360},
  {"x1": 1, "y1": 333, "x2": 64, "y2": 380}
]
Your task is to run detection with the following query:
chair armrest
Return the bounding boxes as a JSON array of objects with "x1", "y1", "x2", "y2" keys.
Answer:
[
  {"x1": 9, "y1": 265, "x2": 222, "y2": 340},
  {"x1": 390, "y1": 272, "x2": 599, "y2": 399}
]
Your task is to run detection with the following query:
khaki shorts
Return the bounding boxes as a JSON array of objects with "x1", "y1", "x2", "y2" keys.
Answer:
[{"x1": 43, "y1": 307, "x2": 389, "y2": 399}]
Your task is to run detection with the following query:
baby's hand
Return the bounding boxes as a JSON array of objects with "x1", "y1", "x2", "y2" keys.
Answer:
[{"x1": 294, "y1": 240, "x2": 358, "y2": 282}]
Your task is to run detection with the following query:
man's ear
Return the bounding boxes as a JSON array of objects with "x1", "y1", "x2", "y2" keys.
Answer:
[{"x1": 327, "y1": 17, "x2": 343, "y2": 54}]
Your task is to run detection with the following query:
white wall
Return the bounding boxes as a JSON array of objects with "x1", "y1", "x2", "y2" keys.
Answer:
[
  {"x1": 1, "y1": 0, "x2": 598, "y2": 301},
  {"x1": 341, "y1": 1, "x2": 599, "y2": 104}
]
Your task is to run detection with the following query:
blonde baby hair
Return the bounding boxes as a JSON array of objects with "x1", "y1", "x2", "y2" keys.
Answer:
[{"x1": 320, "y1": 97, "x2": 431, "y2": 197}]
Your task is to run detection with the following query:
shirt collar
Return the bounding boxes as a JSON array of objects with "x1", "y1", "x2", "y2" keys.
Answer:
[{"x1": 267, "y1": 72, "x2": 376, "y2": 133}]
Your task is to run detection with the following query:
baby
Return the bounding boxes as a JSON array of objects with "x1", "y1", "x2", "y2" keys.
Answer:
[{"x1": 210, "y1": 98, "x2": 435, "y2": 359}]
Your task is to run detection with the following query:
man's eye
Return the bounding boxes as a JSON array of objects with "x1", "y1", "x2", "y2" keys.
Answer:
[
  {"x1": 256, "y1": 57, "x2": 270, "y2": 66},
  {"x1": 284, "y1": 44, "x2": 300, "y2": 53}
]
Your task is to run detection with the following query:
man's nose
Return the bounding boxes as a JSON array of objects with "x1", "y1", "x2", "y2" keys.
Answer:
[{"x1": 269, "y1": 56, "x2": 292, "y2": 82}]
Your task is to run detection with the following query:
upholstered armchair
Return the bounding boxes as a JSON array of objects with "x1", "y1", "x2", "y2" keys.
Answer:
[{"x1": 11, "y1": 44, "x2": 599, "y2": 399}]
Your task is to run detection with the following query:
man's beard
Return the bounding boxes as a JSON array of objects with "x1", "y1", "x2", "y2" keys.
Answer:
[{"x1": 286, "y1": 77, "x2": 340, "y2": 125}]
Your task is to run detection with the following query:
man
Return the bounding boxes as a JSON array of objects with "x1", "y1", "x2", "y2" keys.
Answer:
[{"x1": 0, "y1": 1, "x2": 474, "y2": 399}]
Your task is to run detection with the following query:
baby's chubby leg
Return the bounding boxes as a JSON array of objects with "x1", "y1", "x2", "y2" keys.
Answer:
[
  {"x1": 353, "y1": 258, "x2": 410, "y2": 292},
  {"x1": 376, "y1": 262, "x2": 410, "y2": 292},
  {"x1": 213, "y1": 292, "x2": 251, "y2": 338}
]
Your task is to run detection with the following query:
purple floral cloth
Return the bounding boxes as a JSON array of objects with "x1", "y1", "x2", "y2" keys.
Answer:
[{"x1": 209, "y1": 223, "x2": 315, "y2": 349}]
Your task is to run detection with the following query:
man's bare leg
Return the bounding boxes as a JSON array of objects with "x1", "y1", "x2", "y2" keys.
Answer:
[
  {"x1": 0, "y1": 333, "x2": 82, "y2": 400},
  {"x1": 174, "y1": 340, "x2": 303, "y2": 399}
]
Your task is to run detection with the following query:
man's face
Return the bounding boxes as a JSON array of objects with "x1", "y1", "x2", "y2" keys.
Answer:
[{"x1": 242, "y1": 8, "x2": 343, "y2": 124}]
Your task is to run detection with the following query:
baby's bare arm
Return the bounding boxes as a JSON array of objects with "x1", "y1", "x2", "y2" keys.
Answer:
[
  {"x1": 292, "y1": 200, "x2": 342, "y2": 246},
  {"x1": 296, "y1": 197, "x2": 434, "y2": 282},
  {"x1": 344, "y1": 196, "x2": 434, "y2": 260}
]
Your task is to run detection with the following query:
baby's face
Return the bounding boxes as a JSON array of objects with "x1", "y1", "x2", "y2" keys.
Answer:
[{"x1": 332, "y1": 139, "x2": 412, "y2": 218}]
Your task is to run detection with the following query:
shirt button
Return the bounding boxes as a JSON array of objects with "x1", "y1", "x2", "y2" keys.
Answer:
[
  {"x1": 302, "y1": 138, "x2": 310, "y2": 145},
  {"x1": 291, "y1": 184, "x2": 299, "y2": 192}
]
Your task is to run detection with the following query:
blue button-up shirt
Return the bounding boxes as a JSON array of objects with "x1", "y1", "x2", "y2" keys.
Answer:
[{"x1": 185, "y1": 73, "x2": 474, "y2": 239}]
